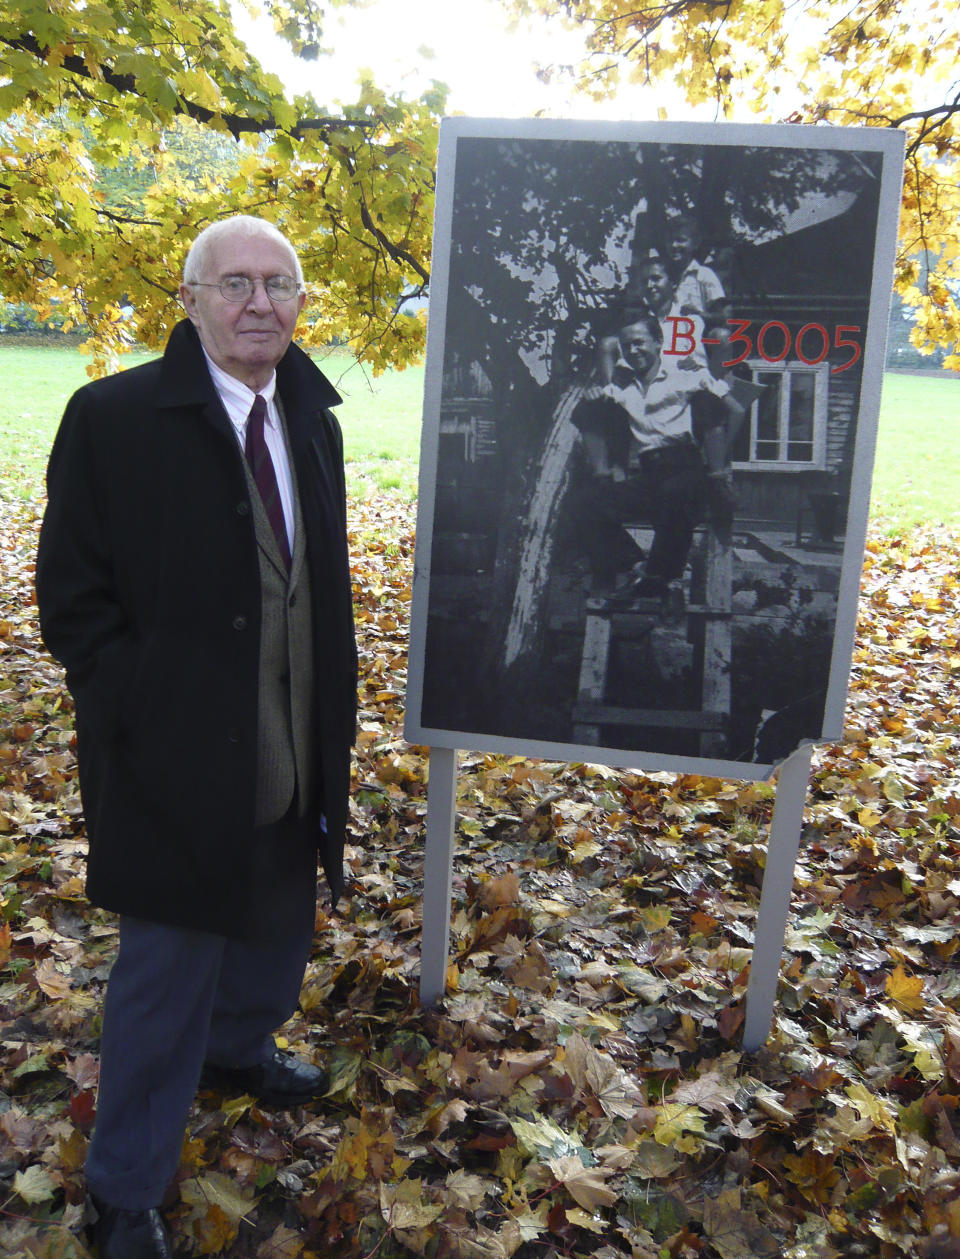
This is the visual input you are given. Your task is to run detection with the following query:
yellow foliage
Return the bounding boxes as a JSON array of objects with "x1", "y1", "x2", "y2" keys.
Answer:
[
  {"x1": 0, "y1": 1, "x2": 441, "y2": 374},
  {"x1": 505, "y1": 0, "x2": 960, "y2": 368}
]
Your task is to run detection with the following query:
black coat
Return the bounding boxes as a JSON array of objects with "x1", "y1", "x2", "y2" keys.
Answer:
[{"x1": 36, "y1": 321, "x2": 357, "y2": 937}]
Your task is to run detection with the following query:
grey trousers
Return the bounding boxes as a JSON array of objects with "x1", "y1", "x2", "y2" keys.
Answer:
[{"x1": 85, "y1": 815, "x2": 319, "y2": 1210}]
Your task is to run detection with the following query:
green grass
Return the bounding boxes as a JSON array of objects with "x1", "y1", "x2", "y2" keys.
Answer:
[
  {"x1": 0, "y1": 343, "x2": 956, "y2": 528},
  {"x1": 0, "y1": 346, "x2": 121, "y2": 496},
  {"x1": 871, "y1": 372, "x2": 960, "y2": 531},
  {"x1": 0, "y1": 343, "x2": 423, "y2": 500},
  {"x1": 311, "y1": 349, "x2": 424, "y2": 498}
]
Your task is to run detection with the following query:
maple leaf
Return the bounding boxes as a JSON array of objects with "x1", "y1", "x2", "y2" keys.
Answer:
[
  {"x1": 669, "y1": 1067, "x2": 738, "y2": 1123},
  {"x1": 703, "y1": 1189, "x2": 780, "y2": 1259},
  {"x1": 506, "y1": 1205, "x2": 549, "y2": 1241},
  {"x1": 476, "y1": 871, "x2": 521, "y2": 910},
  {"x1": 629, "y1": 1139, "x2": 682, "y2": 1179},
  {"x1": 782, "y1": 1148, "x2": 842, "y2": 1204},
  {"x1": 510, "y1": 1115, "x2": 585, "y2": 1162},
  {"x1": 652, "y1": 1102, "x2": 710, "y2": 1152},
  {"x1": 180, "y1": 1170, "x2": 258, "y2": 1228},
  {"x1": 565, "y1": 1205, "x2": 608, "y2": 1233},
  {"x1": 379, "y1": 1178, "x2": 444, "y2": 1230},
  {"x1": 0, "y1": 1107, "x2": 47, "y2": 1155},
  {"x1": 330, "y1": 1111, "x2": 399, "y2": 1183},
  {"x1": 68, "y1": 1088, "x2": 96, "y2": 1132},
  {"x1": 450, "y1": 1048, "x2": 528, "y2": 1103},
  {"x1": 324, "y1": 1045, "x2": 362, "y2": 1098},
  {"x1": 57, "y1": 1126, "x2": 88, "y2": 1173},
  {"x1": 887, "y1": 963, "x2": 926, "y2": 1011},
  {"x1": 12, "y1": 1163, "x2": 56, "y2": 1204},
  {"x1": 492, "y1": 933, "x2": 526, "y2": 970},
  {"x1": 546, "y1": 1154, "x2": 618, "y2": 1211},
  {"x1": 256, "y1": 1224, "x2": 304, "y2": 1259},
  {"x1": 425, "y1": 1098, "x2": 470, "y2": 1137},
  {"x1": 444, "y1": 1168, "x2": 492, "y2": 1212},
  {"x1": 594, "y1": 1142, "x2": 637, "y2": 1171},
  {"x1": 453, "y1": 1220, "x2": 527, "y2": 1258},
  {"x1": 62, "y1": 1051, "x2": 99, "y2": 1091},
  {"x1": 34, "y1": 957, "x2": 72, "y2": 999},
  {"x1": 493, "y1": 935, "x2": 554, "y2": 991},
  {"x1": 187, "y1": 1202, "x2": 237, "y2": 1255},
  {"x1": 561, "y1": 1032, "x2": 644, "y2": 1118},
  {"x1": 843, "y1": 1082, "x2": 897, "y2": 1135}
]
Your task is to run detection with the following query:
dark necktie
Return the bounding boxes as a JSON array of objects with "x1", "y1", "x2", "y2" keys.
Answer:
[{"x1": 244, "y1": 394, "x2": 291, "y2": 571}]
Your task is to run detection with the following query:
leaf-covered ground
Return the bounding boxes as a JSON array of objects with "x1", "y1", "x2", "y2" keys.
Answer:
[{"x1": 2, "y1": 489, "x2": 960, "y2": 1259}]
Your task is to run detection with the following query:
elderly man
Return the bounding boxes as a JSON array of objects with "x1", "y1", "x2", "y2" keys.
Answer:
[{"x1": 36, "y1": 216, "x2": 357, "y2": 1259}]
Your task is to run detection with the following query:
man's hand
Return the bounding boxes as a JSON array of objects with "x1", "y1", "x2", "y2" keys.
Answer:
[{"x1": 581, "y1": 384, "x2": 607, "y2": 402}]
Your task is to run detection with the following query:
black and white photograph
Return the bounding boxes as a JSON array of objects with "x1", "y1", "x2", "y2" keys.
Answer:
[{"x1": 406, "y1": 119, "x2": 904, "y2": 776}]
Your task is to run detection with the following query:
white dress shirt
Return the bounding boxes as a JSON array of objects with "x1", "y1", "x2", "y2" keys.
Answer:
[
  {"x1": 602, "y1": 356, "x2": 729, "y2": 453},
  {"x1": 203, "y1": 353, "x2": 295, "y2": 555}
]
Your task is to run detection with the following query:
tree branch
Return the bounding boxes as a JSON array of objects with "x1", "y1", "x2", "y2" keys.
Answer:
[
  {"x1": 3, "y1": 33, "x2": 376, "y2": 139},
  {"x1": 888, "y1": 92, "x2": 960, "y2": 131},
  {"x1": 97, "y1": 207, "x2": 164, "y2": 228},
  {"x1": 866, "y1": 89, "x2": 960, "y2": 161},
  {"x1": 591, "y1": 0, "x2": 733, "y2": 41},
  {"x1": 331, "y1": 142, "x2": 432, "y2": 284}
]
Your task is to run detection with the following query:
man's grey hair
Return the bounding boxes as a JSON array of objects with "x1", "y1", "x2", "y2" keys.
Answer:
[{"x1": 182, "y1": 216, "x2": 304, "y2": 287}]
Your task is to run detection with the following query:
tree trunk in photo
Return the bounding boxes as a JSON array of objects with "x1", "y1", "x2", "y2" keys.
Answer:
[
  {"x1": 498, "y1": 385, "x2": 585, "y2": 674},
  {"x1": 699, "y1": 530, "x2": 733, "y2": 758}
]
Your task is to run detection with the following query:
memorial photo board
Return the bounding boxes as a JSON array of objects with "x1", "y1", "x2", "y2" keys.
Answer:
[{"x1": 406, "y1": 118, "x2": 905, "y2": 778}]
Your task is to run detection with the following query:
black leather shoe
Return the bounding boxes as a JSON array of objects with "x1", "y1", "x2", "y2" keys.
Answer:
[
  {"x1": 200, "y1": 1048, "x2": 329, "y2": 1108},
  {"x1": 87, "y1": 1193, "x2": 172, "y2": 1259}
]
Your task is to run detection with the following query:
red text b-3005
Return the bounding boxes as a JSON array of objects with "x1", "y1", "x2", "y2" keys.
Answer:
[{"x1": 663, "y1": 316, "x2": 863, "y2": 376}]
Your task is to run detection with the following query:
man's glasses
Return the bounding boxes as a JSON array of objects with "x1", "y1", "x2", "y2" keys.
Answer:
[{"x1": 190, "y1": 275, "x2": 302, "y2": 303}]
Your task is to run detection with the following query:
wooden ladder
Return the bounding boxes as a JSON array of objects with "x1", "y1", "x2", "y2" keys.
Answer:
[{"x1": 572, "y1": 529, "x2": 733, "y2": 758}]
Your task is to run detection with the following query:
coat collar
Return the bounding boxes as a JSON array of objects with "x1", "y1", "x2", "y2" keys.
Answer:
[{"x1": 156, "y1": 320, "x2": 342, "y2": 421}]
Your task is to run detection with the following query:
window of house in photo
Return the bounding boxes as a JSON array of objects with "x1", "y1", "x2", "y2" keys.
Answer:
[{"x1": 731, "y1": 360, "x2": 829, "y2": 471}]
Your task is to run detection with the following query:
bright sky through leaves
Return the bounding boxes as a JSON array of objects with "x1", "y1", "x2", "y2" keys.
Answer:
[{"x1": 232, "y1": 0, "x2": 686, "y2": 118}]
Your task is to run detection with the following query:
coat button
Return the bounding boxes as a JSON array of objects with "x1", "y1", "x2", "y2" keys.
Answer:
[
  {"x1": 227, "y1": 730, "x2": 241, "y2": 744},
  {"x1": 236, "y1": 501, "x2": 250, "y2": 516},
  {"x1": 288, "y1": 593, "x2": 297, "y2": 608},
  {"x1": 232, "y1": 614, "x2": 247, "y2": 631}
]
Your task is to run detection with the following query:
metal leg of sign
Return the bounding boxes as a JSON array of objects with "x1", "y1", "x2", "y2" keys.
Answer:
[
  {"x1": 742, "y1": 742, "x2": 814, "y2": 1052},
  {"x1": 419, "y1": 745, "x2": 459, "y2": 1007}
]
